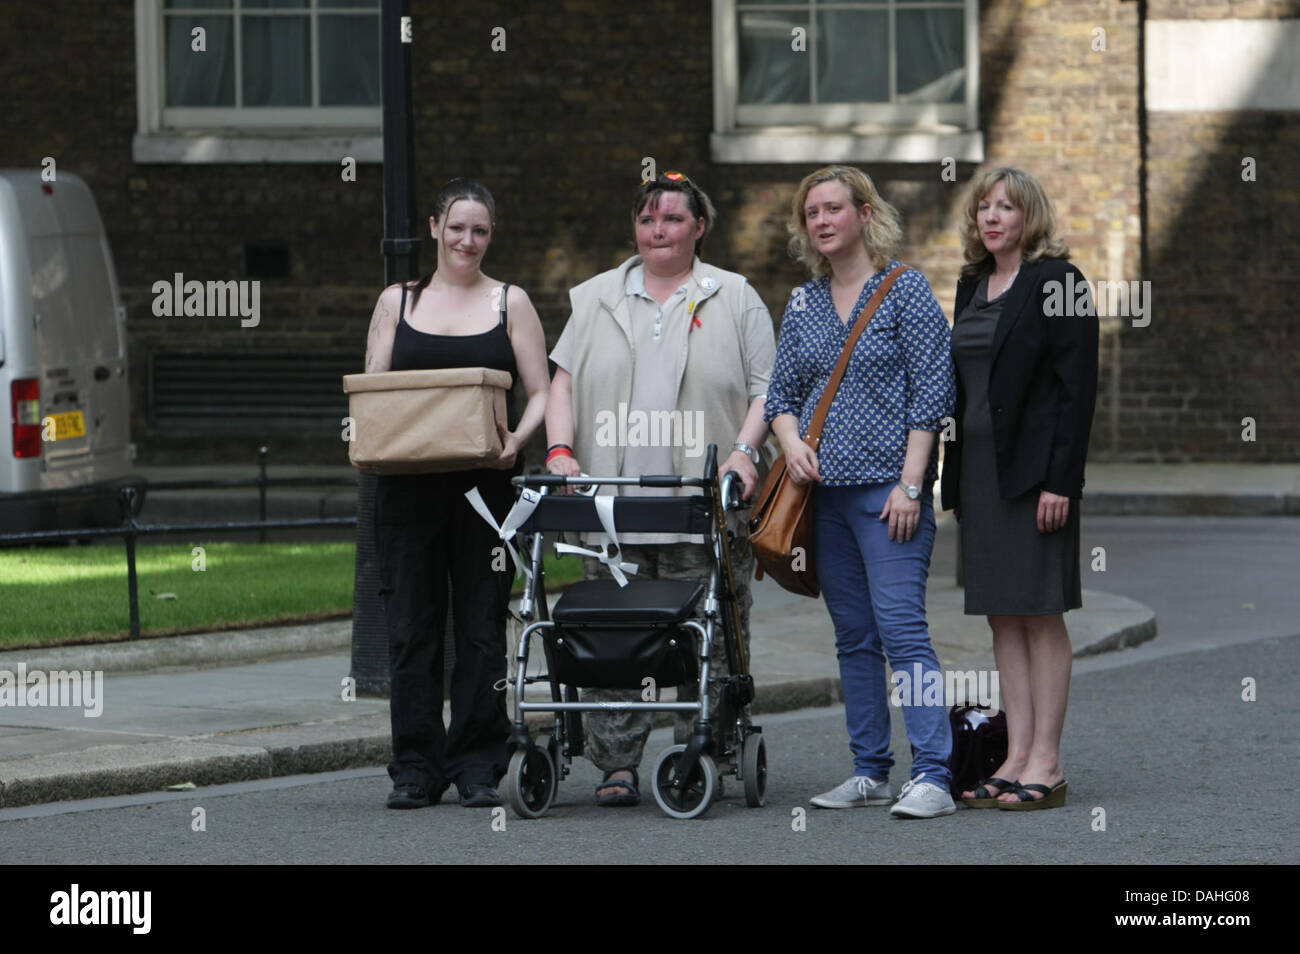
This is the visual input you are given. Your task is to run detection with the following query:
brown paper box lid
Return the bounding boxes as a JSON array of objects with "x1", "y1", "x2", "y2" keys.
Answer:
[{"x1": 343, "y1": 367, "x2": 513, "y2": 394}]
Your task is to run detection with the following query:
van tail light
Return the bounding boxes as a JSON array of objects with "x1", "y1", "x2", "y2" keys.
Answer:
[{"x1": 11, "y1": 378, "x2": 41, "y2": 457}]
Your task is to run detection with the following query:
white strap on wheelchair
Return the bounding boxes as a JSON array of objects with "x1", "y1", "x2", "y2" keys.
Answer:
[
  {"x1": 463, "y1": 486, "x2": 542, "y2": 581},
  {"x1": 552, "y1": 493, "x2": 639, "y2": 587}
]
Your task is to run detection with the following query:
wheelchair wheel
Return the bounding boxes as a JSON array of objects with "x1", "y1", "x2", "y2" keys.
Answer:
[
  {"x1": 503, "y1": 743, "x2": 556, "y2": 819},
  {"x1": 650, "y1": 744, "x2": 717, "y2": 820},
  {"x1": 741, "y1": 733, "x2": 767, "y2": 807}
]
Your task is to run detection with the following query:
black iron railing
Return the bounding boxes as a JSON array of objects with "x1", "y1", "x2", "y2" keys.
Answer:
[{"x1": 0, "y1": 450, "x2": 357, "y2": 639}]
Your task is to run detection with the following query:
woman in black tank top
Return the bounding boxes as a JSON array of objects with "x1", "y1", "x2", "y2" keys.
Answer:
[{"x1": 362, "y1": 179, "x2": 550, "y2": 810}]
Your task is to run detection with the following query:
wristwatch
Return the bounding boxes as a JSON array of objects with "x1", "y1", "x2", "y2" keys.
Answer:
[
  {"x1": 732, "y1": 442, "x2": 761, "y2": 464},
  {"x1": 897, "y1": 479, "x2": 920, "y2": 500}
]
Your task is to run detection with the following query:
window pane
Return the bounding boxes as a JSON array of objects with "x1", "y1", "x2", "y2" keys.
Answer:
[
  {"x1": 897, "y1": 9, "x2": 965, "y2": 103},
  {"x1": 241, "y1": 16, "x2": 311, "y2": 106},
  {"x1": 738, "y1": 10, "x2": 809, "y2": 105},
  {"x1": 319, "y1": 0, "x2": 379, "y2": 7},
  {"x1": 242, "y1": 0, "x2": 308, "y2": 8},
  {"x1": 166, "y1": 1, "x2": 232, "y2": 8},
  {"x1": 320, "y1": 15, "x2": 380, "y2": 105},
  {"x1": 166, "y1": 16, "x2": 235, "y2": 106},
  {"x1": 816, "y1": 10, "x2": 888, "y2": 104}
]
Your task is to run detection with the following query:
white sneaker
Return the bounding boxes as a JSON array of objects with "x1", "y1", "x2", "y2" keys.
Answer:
[
  {"x1": 889, "y1": 773, "x2": 956, "y2": 818},
  {"x1": 810, "y1": 775, "x2": 892, "y2": 808}
]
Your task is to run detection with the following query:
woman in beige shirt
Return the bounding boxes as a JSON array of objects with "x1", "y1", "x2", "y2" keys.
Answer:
[{"x1": 545, "y1": 172, "x2": 775, "y2": 806}]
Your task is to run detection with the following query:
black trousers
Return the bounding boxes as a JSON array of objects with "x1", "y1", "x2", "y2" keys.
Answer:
[{"x1": 375, "y1": 471, "x2": 514, "y2": 790}]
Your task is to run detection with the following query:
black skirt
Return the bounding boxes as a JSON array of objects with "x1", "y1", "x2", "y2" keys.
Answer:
[{"x1": 952, "y1": 283, "x2": 1081, "y2": 616}]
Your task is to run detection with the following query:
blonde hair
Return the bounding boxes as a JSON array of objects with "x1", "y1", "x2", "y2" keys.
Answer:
[
  {"x1": 787, "y1": 166, "x2": 903, "y2": 277},
  {"x1": 960, "y1": 166, "x2": 1070, "y2": 277}
]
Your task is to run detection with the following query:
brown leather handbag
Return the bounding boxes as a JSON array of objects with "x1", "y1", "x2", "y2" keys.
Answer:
[{"x1": 748, "y1": 265, "x2": 909, "y2": 597}]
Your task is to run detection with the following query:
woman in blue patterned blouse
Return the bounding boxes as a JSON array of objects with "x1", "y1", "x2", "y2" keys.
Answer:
[{"x1": 766, "y1": 165, "x2": 958, "y2": 818}]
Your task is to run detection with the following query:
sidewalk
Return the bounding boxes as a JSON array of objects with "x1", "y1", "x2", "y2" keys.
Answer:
[
  {"x1": 0, "y1": 575, "x2": 1152, "y2": 809},
  {"x1": 4, "y1": 458, "x2": 1292, "y2": 808},
  {"x1": 125, "y1": 461, "x2": 1300, "y2": 522},
  {"x1": 1079, "y1": 462, "x2": 1300, "y2": 516}
]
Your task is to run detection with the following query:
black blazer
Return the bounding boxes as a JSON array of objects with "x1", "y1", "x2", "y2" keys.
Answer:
[{"x1": 940, "y1": 258, "x2": 1099, "y2": 511}]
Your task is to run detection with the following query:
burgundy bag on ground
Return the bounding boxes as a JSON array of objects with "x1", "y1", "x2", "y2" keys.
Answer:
[{"x1": 748, "y1": 265, "x2": 909, "y2": 597}]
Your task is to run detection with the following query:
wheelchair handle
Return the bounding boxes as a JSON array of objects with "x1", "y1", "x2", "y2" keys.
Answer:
[
  {"x1": 511, "y1": 474, "x2": 568, "y2": 487},
  {"x1": 720, "y1": 471, "x2": 745, "y2": 511},
  {"x1": 512, "y1": 473, "x2": 709, "y2": 489},
  {"x1": 637, "y1": 474, "x2": 685, "y2": 488}
]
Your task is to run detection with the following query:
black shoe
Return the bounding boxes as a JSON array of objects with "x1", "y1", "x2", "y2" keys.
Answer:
[
  {"x1": 387, "y1": 783, "x2": 432, "y2": 810},
  {"x1": 457, "y1": 782, "x2": 503, "y2": 808}
]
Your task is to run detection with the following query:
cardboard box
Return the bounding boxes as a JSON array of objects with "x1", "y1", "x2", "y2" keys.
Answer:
[{"x1": 342, "y1": 368, "x2": 512, "y2": 474}]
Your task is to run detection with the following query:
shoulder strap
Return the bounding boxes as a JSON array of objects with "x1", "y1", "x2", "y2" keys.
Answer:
[
  {"x1": 805, "y1": 265, "x2": 909, "y2": 450},
  {"x1": 499, "y1": 283, "x2": 510, "y2": 326},
  {"x1": 399, "y1": 282, "x2": 408, "y2": 324}
]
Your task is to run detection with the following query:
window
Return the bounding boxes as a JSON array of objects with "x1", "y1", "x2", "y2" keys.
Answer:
[
  {"x1": 712, "y1": 0, "x2": 983, "y2": 163},
  {"x1": 134, "y1": 0, "x2": 383, "y2": 163}
]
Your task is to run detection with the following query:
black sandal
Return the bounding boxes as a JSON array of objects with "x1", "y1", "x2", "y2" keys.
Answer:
[
  {"x1": 595, "y1": 767, "x2": 640, "y2": 807},
  {"x1": 960, "y1": 776, "x2": 1019, "y2": 809}
]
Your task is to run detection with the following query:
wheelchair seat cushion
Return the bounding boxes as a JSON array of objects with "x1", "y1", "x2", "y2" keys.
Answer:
[{"x1": 552, "y1": 579, "x2": 705, "y2": 625}]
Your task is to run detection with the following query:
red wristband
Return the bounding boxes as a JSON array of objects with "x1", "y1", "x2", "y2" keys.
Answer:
[{"x1": 546, "y1": 447, "x2": 573, "y2": 464}]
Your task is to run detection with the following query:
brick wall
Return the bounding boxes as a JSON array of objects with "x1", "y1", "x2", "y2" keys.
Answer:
[
  {"x1": 2, "y1": 0, "x2": 1294, "y2": 464},
  {"x1": 2, "y1": 1, "x2": 388, "y2": 464},
  {"x1": 1124, "y1": 0, "x2": 1300, "y2": 459}
]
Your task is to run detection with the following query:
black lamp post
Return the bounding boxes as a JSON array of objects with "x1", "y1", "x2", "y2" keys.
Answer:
[{"x1": 351, "y1": 0, "x2": 420, "y2": 696}]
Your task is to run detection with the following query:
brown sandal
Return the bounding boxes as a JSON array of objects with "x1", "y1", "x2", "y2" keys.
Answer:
[{"x1": 997, "y1": 779, "x2": 1068, "y2": 811}]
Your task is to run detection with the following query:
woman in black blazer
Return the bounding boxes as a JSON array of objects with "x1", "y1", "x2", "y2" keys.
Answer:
[{"x1": 940, "y1": 167, "x2": 1098, "y2": 810}]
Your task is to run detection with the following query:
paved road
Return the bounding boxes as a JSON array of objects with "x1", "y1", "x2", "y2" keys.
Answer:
[
  {"x1": 1, "y1": 630, "x2": 1293, "y2": 865},
  {"x1": 1076, "y1": 516, "x2": 1300, "y2": 661},
  {"x1": 1, "y1": 516, "x2": 1294, "y2": 865}
]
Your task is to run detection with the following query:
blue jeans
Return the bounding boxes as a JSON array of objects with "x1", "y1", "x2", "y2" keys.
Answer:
[{"x1": 814, "y1": 481, "x2": 951, "y2": 787}]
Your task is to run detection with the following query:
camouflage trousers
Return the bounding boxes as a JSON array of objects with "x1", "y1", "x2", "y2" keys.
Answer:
[{"x1": 581, "y1": 538, "x2": 754, "y2": 774}]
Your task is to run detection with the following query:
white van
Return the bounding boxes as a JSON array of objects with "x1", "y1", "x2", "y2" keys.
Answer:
[{"x1": 0, "y1": 169, "x2": 142, "y2": 535}]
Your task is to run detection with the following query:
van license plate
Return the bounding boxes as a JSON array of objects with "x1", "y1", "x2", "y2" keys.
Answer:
[{"x1": 48, "y1": 411, "x2": 86, "y2": 440}]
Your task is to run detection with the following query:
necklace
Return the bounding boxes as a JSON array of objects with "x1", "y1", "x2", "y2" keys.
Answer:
[{"x1": 989, "y1": 264, "x2": 1020, "y2": 300}]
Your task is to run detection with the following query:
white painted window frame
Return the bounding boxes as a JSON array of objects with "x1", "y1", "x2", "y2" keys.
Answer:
[
  {"x1": 132, "y1": 0, "x2": 382, "y2": 164},
  {"x1": 711, "y1": 0, "x2": 984, "y2": 163}
]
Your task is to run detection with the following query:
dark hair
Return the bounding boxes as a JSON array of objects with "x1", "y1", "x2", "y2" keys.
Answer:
[
  {"x1": 632, "y1": 173, "x2": 717, "y2": 258},
  {"x1": 408, "y1": 178, "x2": 497, "y2": 309}
]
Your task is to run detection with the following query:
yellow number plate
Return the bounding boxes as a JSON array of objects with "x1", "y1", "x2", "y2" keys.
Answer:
[{"x1": 48, "y1": 411, "x2": 86, "y2": 441}]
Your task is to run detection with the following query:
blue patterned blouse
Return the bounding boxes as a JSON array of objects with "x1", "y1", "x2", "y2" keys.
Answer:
[{"x1": 764, "y1": 262, "x2": 956, "y2": 486}]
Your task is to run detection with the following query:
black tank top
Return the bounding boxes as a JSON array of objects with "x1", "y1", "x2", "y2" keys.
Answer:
[{"x1": 390, "y1": 281, "x2": 519, "y2": 431}]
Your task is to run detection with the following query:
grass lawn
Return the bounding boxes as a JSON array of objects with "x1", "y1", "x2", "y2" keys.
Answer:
[{"x1": 0, "y1": 542, "x2": 584, "y2": 649}]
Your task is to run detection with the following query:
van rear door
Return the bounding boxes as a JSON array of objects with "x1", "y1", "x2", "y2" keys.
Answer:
[{"x1": 26, "y1": 175, "x2": 130, "y2": 487}]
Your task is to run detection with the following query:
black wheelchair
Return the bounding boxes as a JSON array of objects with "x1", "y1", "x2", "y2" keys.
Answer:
[{"x1": 499, "y1": 445, "x2": 767, "y2": 819}]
